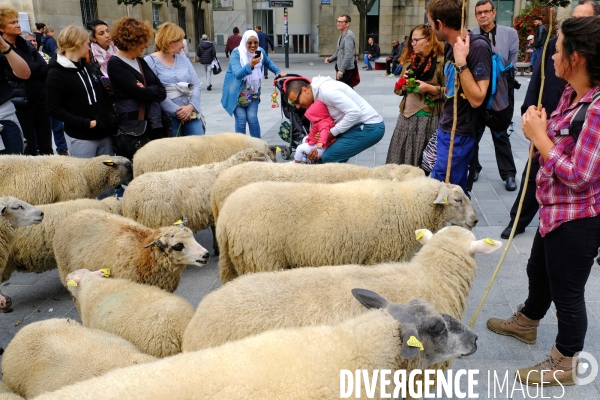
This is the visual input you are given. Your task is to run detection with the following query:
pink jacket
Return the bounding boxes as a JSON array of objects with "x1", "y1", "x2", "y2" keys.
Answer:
[{"x1": 304, "y1": 100, "x2": 337, "y2": 148}]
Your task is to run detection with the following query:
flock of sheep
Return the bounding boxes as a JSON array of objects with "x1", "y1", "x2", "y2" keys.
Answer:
[{"x1": 0, "y1": 132, "x2": 503, "y2": 399}]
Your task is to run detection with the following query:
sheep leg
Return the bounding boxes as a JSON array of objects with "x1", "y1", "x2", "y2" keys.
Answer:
[
  {"x1": 211, "y1": 225, "x2": 220, "y2": 256},
  {"x1": 0, "y1": 293, "x2": 13, "y2": 313}
]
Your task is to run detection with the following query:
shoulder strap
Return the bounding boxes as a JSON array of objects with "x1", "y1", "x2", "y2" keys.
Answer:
[
  {"x1": 135, "y1": 58, "x2": 146, "y2": 121},
  {"x1": 569, "y1": 91, "x2": 600, "y2": 142}
]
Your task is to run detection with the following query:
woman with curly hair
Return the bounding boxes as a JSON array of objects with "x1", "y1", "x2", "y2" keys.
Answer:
[
  {"x1": 385, "y1": 24, "x2": 445, "y2": 169},
  {"x1": 107, "y1": 17, "x2": 167, "y2": 142}
]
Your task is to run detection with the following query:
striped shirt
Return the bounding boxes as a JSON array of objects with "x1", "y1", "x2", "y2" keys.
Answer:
[{"x1": 535, "y1": 84, "x2": 600, "y2": 236}]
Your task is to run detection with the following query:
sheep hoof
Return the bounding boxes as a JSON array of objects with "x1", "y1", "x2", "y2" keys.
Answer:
[{"x1": 0, "y1": 295, "x2": 13, "y2": 313}]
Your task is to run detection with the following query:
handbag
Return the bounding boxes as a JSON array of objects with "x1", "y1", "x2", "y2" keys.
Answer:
[
  {"x1": 349, "y1": 59, "x2": 360, "y2": 88},
  {"x1": 212, "y1": 58, "x2": 222, "y2": 75},
  {"x1": 113, "y1": 59, "x2": 151, "y2": 160}
]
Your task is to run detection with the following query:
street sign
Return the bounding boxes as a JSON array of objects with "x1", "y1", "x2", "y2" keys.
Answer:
[{"x1": 269, "y1": 0, "x2": 294, "y2": 7}]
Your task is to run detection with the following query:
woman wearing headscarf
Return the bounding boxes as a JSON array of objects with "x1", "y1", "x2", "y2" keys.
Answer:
[{"x1": 221, "y1": 30, "x2": 286, "y2": 138}]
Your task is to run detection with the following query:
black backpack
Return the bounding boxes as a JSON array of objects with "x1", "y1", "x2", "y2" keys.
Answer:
[{"x1": 569, "y1": 91, "x2": 600, "y2": 142}]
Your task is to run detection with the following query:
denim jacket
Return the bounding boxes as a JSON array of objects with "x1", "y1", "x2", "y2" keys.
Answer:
[{"x1": 221, "y1": 47, "x2": 280, "y2": 116}]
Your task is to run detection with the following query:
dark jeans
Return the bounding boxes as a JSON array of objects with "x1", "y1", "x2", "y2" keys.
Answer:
[
  {"x1": 385, "y1": 59, "x2": 398, "y2": 75},
  {"x1": 15, "y1": 100, "x2": 53, "y2": 155},
  {"x1": 334, "y1": 65, "x2": 354, "y2": 88},
  {"x1": 507, "y1": 157, "x2": 540, "y2": 230},
  {"x1": 51, "y1": 118, "x2": 68, "y2": 151},
  {"x1": 0, "y1": 120, "x2": 24, "y2": 154},
  {"x1": 522, "y1": 214, "x2": 600, "y2": 357}
]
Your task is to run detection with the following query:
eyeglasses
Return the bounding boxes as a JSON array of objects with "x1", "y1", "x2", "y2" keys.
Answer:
[
  {"x1": 475, "y1": 9, "x2": 494, "y2": 17},
  {"x1": 336, "y1": 20, "x2": 348, "y2": 24},
  {"x1": 246, "y1": 41, "x2": 259, "y2": 45},
  {"x1": 288, "y1": 90, "x2": 303, "y2": 106},
  {"x1": 411, "y1": 37, "x2": 427, "y2": 45}
]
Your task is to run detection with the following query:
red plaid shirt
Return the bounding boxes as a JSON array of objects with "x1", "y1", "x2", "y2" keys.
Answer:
[{"x1": 535, "y1": 85, "x2": 600, "y2": 236}]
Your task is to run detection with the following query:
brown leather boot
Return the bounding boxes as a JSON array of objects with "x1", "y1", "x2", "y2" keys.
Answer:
[
  {"x1": 516, "y1": 345, "x2": 578, "y2": 386},
  {"x1": 487, "y1": 303, "x2": 540, "y2": 344}
]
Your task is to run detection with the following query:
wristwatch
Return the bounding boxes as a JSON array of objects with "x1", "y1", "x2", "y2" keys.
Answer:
[{"x1": 455, "y1": 64, "x2": 468, "y2": 74}]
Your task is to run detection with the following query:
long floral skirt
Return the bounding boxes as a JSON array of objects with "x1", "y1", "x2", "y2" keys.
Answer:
[{"x1": 386, "y1": 113, "x2": 439, "y2": 167}]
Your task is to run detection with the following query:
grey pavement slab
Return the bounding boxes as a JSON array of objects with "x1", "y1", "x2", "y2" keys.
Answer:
[{"x1": 1, "y1": 53, "x2": 598, "y2": 398}]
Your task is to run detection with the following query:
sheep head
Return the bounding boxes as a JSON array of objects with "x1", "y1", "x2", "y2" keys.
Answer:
[
  {"x1": 432, "y1": 183, "x2": 478, "y2": 229},
  {"x1": 416, "y1": 226, "x2": 503, "y2": 255},
  {"x1": 100, "y1": 155, "x2": 134, "y2": 186},
  {"x1": 351, "y1": 288, "x2": 478, "y2": 369},
  {"x1": 0, "y1": 196, "x2": 44, "y2": 227},
  {"x1": 146, "y1": 227, "x2": 210, "y2": 268}
]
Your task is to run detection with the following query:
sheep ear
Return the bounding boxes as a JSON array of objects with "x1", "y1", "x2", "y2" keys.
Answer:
[
  {"x1": 400, "y1": 328, "x2": 423, "y2": 359},
  {"x1": 103, "y1": 159, "x2": 115, "y2": 166},
  {"x1": 469, "y1": 238, "x2": 503, "y2": 254},
  {"x1": 433, "y1": 184, "x2": 451, "y2": 205},
  {"x1": 143, "y1": 239, "x2": 165, "y2": 249},
  {"x1": 0, "y1": 206, "x2": 5, "y2": 216},
  {"x1": 415, "y1": 229, "x2": 433, "y2": 245},
  {"x1": 351, "y1": 288, "x2": 389, "y2": 310}
]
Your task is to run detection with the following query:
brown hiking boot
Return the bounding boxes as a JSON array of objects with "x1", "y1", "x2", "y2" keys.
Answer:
[
  {"x1": 516, "y1": 345, "x2": 578, "y2": 386},
  {"x1": 487, "y1": 303, "x2": 540, "y2": 344},
  {"x1": 57, "y1": 149, "x2": 69, "y2": 156}
]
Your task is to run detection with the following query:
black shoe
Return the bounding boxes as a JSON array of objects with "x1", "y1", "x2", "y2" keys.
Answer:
[
  {"x1": 473, "y1": 171, "x2": 480, "y2": 182},
  {"x1": 207, "y1": 85, "x2": 212, "y2": 91},
  {"x1": 505, "y1": 176, "x2": 517, "y2": 191},
  {"x1": 501, "y1": 226, "x2": 525, "y2": 239}
]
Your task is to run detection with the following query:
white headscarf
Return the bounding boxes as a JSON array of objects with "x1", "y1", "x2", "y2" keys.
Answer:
[{"x1": 237, "y1": 30, "x2": 263, "y2": 92}]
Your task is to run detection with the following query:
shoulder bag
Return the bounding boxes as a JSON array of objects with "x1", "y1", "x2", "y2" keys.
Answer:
[
  {"x1": 212, "y1": 57, "x2": 222, "y2": 75},
  {"x1": 113, "y1": 59, "x2": 150, "y2": 160}
]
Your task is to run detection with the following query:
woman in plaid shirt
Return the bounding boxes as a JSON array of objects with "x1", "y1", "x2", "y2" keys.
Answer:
[{"x1": 487, "y1": 16, "x2": 600, "y2": 387}]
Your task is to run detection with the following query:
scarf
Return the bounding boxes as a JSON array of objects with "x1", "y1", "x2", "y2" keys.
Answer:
[
  {"x1": 237, "y1": 30, "x2": 263, "y2": 93},
  {"x1": 409, "y1": 53, "x2": 436, "y2": 83}
]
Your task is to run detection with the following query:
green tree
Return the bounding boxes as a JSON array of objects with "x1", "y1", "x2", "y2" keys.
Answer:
[{"x1": 351, "y1": 0, "x2": 378, "y2": 56}]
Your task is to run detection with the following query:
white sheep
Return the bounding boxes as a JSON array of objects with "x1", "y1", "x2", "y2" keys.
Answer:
[
  {"x1": 2, "y1": 198, "x2": 122, "y2": 284},
  {"x1": 0, "y1": 197, "x2": 44, "y2": 312},
  {"x1": 211, "y1": 162, "x2": 424, "y2": 223},
  {"x1": 54, "y1": 209, "x2": 210, "y2": 292},
  {"x1": 122, "y1": 148, "x2": 270, "y2": 255},
  {"x1": 0, "y1": 382, "x2": 23, "y2": 400},
  {"x1": 0, "y1": 155, "x2": 132, "y2": 205},
  {"x1": 184, "y1": 226, "x2": 500, "y2": 353},
  {"x1": 65, "y1": 269, "x2": 195, "y2": 358},
  {"x1": 216, "y1": 177, "x2": 479, "y2": 282},
  {"x1": 1, "y1": 318, "x2": 155, "y2": 399},
  {"x1": 132, "y1": 132, "x2": 275, "y2": 177},
  {"x1": 32, "y1": 290, "x2": 478, "y2": 400}
]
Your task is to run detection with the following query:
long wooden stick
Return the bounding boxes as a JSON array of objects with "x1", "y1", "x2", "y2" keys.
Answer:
[
  {"x1": 446, "y1": 0, "x2": 467, "y2": 182},
  {"x1": 470, "y1": 10, "x2": 554, "y2": 328}
]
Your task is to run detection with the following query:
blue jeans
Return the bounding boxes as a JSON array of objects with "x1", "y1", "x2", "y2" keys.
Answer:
[
  {"x1": 531, "y1": 48, "x2": 542, "y2": 68},
  {"x1": 430, "y1": 128, "x2": 476, "y2": 195},
  {"x1": 363, "y1": 55, "x2": 379, "y2": 70},
  {"x1": 234, "y1": 99, "x2": 261, "y2": 138},
  {"x1": 0, "y1": 120, "x2": 24, "y2": 154},
  {"x1": 171, "y1": 117, "x2": 205, "y2": 137},
  {"x1": 322, "y1": 121, "x2": 385, "y2": 163},
  {"x1": 51, "y1": 118, "x2": 68, "y2": 151}
]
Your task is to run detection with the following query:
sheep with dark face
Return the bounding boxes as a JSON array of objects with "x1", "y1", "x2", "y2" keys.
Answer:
[
  {"x1": 0, "y1": 155, "x2": 132, "y2": 205},
  {"x1": 217, "y1": 177, "x2": 479, "y2": 282},
  {"x1": 33, "y1": 290, "x2": 477, "y2": 400},
  {"x1": 54, "y1": 210, "x2": 209, "y2": 292},
  {"x1": 0, "y1": 197, "x2": 44, "y2": 312}
]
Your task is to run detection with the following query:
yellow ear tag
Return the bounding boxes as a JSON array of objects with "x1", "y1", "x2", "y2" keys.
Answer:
[
  {"x1": 276, "y1": 146, "x2": 281, "y2": 152},
  {"x1": 407, "y1": 335, "x2": 424, "y2": 350},
  {"x1": 173, "y1": 219, "x2": 183, "y2": 226},
  {"x1": 484, "y1": 238, "x2": 495, "y2": 245},
  {"x1": 416, "y1": 231, "x2": 424, "y2": 241},
  {"x1": 443, "y1": 196, "x2": 448, "y2": 205},
  {"x1": 100, "y1": 268, "x2": 111, "y2": 277},
  {"x1": 104, "y1": 159, "x2": 114, "y2": 166},
  {"x1": 67, "y1": 280, "x2": 78, "y2": 287}
]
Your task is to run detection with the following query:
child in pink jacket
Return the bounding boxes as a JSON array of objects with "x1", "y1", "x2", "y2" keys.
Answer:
[{"x1": 294, "y1": 100, "x2": 336, "y2": 163}]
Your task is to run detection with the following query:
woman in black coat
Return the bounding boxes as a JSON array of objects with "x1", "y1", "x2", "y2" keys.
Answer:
[{"x1": 197, "y1": 34, "x2": 216, "y2": 91}]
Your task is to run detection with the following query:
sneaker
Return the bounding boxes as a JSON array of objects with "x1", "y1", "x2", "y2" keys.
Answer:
[
  {"x1": 382, "y1": 73, "x2": 389, "y2": 77},
  {"x1": 388, "y1": 73, "x2": 395, "y2": 77},
  {"x1": 207, "y1": 85, "x2": 212, "y2": 91},
  {"x1": 57, "y1": 149, "x2": 69, "y2": 156}
]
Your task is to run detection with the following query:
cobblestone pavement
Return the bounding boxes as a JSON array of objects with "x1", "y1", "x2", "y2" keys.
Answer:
[{"x1": 1, "y1": 53, "x2": 598, "y2": 399}]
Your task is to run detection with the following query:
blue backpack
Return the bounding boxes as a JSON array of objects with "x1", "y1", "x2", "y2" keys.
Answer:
[{"x1": 471, "y1": 35, "x2": 521, "y2": 132}]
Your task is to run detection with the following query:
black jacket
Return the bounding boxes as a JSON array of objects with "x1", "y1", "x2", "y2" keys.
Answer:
[
  {"x1": 533, "y1": 24, "x2": 547, "y2": 49},
  {"x1": 366, "y1": 42, "x2": 380, "y2": 58},
  {"x1": 197, "y1": 40, "x2": 216, "y2": 65},
  {"x1": 46, "y1": 55, "x2": 116, "y2": 140},
  {"x1": 390, "y1": 44, "x2": 402, "y2": 60},
  {"x1": 1, "y1": 35, "x2": 48, "y2": 105}
]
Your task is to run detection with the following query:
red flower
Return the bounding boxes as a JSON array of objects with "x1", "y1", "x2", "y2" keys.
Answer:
[{"x1": 395, "y1": 77, "x2": 406, "y2": 91}]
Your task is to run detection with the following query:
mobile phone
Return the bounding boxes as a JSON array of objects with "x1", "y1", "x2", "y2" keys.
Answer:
[{"x1": 254, "y1": 50, "x2": 262, "y2": 59}]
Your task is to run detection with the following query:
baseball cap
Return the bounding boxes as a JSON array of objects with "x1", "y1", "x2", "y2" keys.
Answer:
[{"x1": 527, "y1": 35, "x2": 534, "y2": 40}]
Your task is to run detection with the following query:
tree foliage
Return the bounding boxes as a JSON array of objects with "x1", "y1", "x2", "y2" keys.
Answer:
[{"x1": 513, "y1": 2, "x2": 559, "y2": 61}]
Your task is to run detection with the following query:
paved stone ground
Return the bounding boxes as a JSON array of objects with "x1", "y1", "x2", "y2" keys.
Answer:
[{"x1": 1, "y1": 54, "x2": 598, "y2": 399}]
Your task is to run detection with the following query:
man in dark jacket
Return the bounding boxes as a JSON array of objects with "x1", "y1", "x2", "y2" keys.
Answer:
[
  {"x1": 254, "y1": 26, "x2": 274, "y2": 78},
  {"x1": 384, "y1": 39, "x2": 401, "y2": 76},
  {"x1": 362, "y1": 37, "x2": 380, "y2": 71},
  {"x1": 197, "y1": 34, "x2": 216, "y2": 91},
  {"x1": 1, "y1": 11, "x2": 52, "y2": 155},
  {"x1": 530, "y1": 17, "x2": 547, "y2": 70}
]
